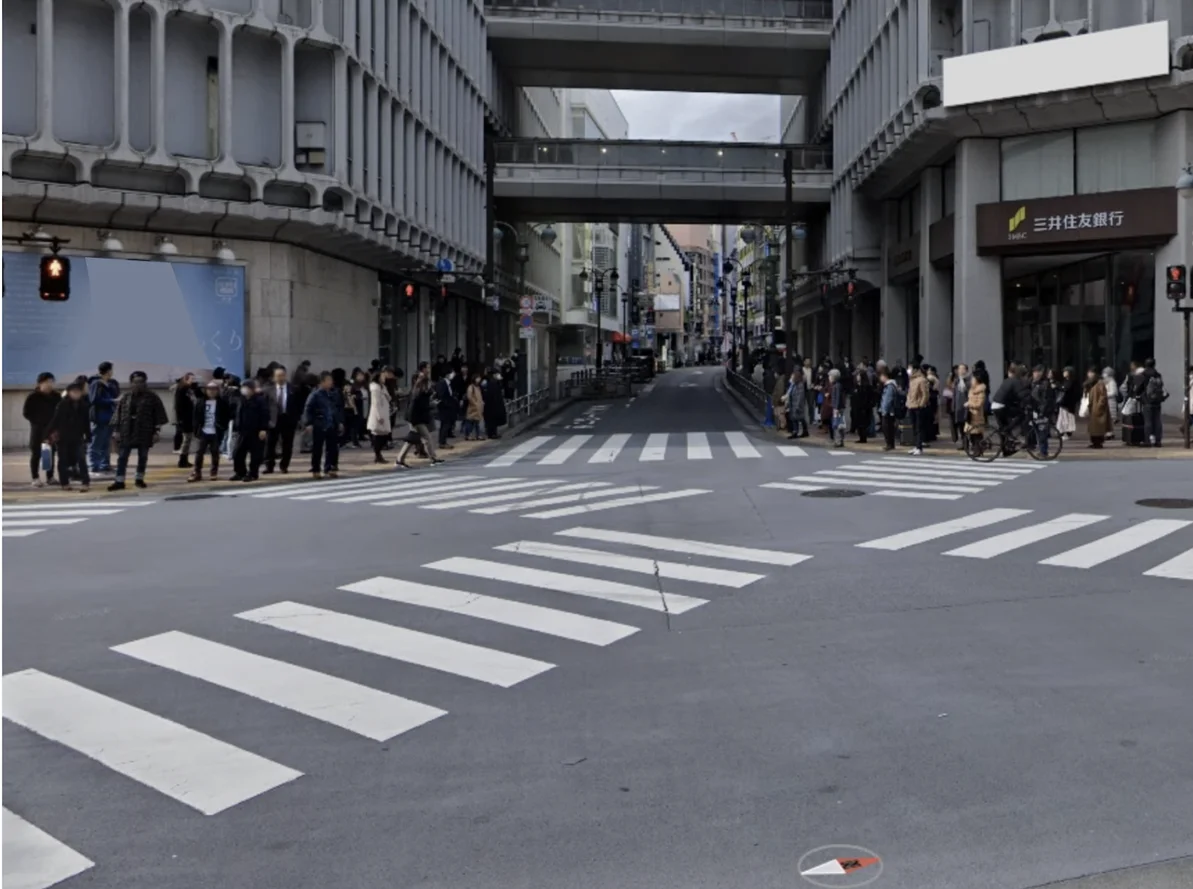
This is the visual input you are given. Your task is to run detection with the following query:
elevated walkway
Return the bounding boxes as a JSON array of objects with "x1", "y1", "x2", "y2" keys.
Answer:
[
  {"x1": 485, "y1": 0, "x2": 832, "y2": 94},
  {"x1": 493, "y1": 139, "x2": 832, "y2": 223}
]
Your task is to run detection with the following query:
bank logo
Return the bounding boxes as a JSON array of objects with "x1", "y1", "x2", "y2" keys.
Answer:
[
  {"x1": 1008, "y1": 206, "x2": 1027, "y2": 233},
  {"x1": 798, "y1": 845, "x2": 883, "y2": 887}
]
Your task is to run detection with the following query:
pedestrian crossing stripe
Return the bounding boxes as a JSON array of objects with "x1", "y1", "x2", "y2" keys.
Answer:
[
  {"x1": 492, "y1": 540, "x2": 766, "y2": 587},
  {"x1": 760, "y1": 455, "x2": 1048, "y2": 501},
  {"x1": 483, "y1": 431, "x2": 808, "y2": 466},
  {"x1": 3, "y1": 808, "x2": 94, "y2": 889},
  {"x1": 855, "y1": 509, "x2": 1193, "y2": 580},
  {"x1": 1, "y1": 501, "x2": 156, "y2": 539}
]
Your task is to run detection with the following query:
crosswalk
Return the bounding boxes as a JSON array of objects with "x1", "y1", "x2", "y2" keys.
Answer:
[
  {"x1": 3, "y1": 526, "x2": 808, "y2": 887},
  {"x1": 2, "y1": 500, "x2": 155, "y2": 539},
  {"x1": 855, "y1": 507, "x2": 1193, "y2": 580},
  {"x1": 214, "y1": 472, "x2": 712, "y2": 518},
  {"x1": 485, "y1": 432, "x2": 810, "y2": 467},
  {"x1": 758, "y1": 455, "x2": 1048, "y2": 501}
]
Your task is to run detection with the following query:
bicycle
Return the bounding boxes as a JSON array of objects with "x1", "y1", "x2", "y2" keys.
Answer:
[{"x1": 966, "y1": 414, "x2": 1063, "y2": 463}]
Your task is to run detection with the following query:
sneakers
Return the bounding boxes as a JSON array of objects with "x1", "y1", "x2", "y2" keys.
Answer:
[
  {"x1": 908, "y1": 447, "x2": 923, "y2": 456},
  {"x1": 107, "y1": 481, "x2": 125, "y2": 492},
  {"x1": 187, "y1": 472, "x2": 202, "y2": 483},
  {"x1": 134, "y1": 479, "x2": 147, "y2": 489},
  {"x1": 312, "y1": 471, "x2": 323, "y2": 480},
  {"x1": 31, "y1": 479, "x2": 44, "y2": 488}
]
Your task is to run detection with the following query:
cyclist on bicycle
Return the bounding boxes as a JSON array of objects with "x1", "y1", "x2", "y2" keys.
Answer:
[{"x1": 990, "y1": 365, "x2": 1025, "y2": 451}]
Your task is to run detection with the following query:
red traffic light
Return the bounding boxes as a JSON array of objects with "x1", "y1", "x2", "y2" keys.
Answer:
[
  {"x1": 1166, "y1": 265, "x2": 1187, "y2": 301},
  {"x1": 39, "y1": 255, "x2": 71, "y2": 301},
  {"x1": 1168, "y1": 266, "x2": 1184, "y2": 282},
  {"x1": 403, "y1": 282, "x2": 415, "y2": 298}
]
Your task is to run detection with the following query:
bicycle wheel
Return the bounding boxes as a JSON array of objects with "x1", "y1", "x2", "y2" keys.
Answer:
[
  {"x1": 1027, "y1": 422, "x2": 1063, "y2": 461},
  {"x1": 966, "y1": 426, "x2": 1003, "y2": 463}
]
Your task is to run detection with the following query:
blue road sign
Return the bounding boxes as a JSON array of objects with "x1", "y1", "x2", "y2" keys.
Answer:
[
  {"x1": 519, "y1": 314, "x2": 533, "y2": 328},
  {"x1": 436, "y1": 258, "x2": 453, "y2": 273}
]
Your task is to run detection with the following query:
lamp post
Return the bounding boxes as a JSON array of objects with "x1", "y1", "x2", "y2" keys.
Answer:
[
  {"x1": 1173, "y1": 164, "x2": 1193, "y2": 448},
  {"x1": 579, "y1": 266, "x2": 619, "y2": 370},
  {"x1": 721, "y1": 255, "x2": 751, "y2": 371}
]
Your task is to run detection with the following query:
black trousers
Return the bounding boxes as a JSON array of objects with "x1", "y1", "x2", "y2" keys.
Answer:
[
  {"x1": 233, "y1": 432, "x2": 264, "y2": 478},
  {"x1": 29, "y1": 428, "x2": 55, "y2": 480},
  {"x1": 193, "y1": 433, "x2": 221, "y2": 472},
  {"x1": 311, "y1": 426, "x2": 339, "y2": 472},
  {"x1": 1142, "y1": 403, "x2": 1163, "y2": 445},
  {"x1": 438, "y1": 411, "x2": 455, "y2": 446},
  {"x1": 57, "y1": 441, "x2": 89, "y2": 487},
  {"x1": 881, "y1": 414, "x2": 897, "y2": 448},
  {"x1": 266, "y1": 417, "x2": 296, "y2": 471}
]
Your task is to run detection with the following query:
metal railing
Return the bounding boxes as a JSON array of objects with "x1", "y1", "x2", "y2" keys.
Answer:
[
  {"x1": 486, "y1": 0, "x2": 834, "y2": 26},
  {"x1": 505, "y1": 387, "x2": 553, "y2": 426},
  {"x1": 725, "y1": 367, "x2": 768, "y2": 416},
  {"x1": 494, "y1": 139, "x2": 832, "y2": 173}
]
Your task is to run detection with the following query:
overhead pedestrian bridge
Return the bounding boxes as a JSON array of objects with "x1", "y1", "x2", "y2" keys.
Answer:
[
  {"x1": 493, "y1": 139, "x2": 833, "y2": 223},
  {"x1": 485, "y1": 0, "x2": 833, "y2": 93}
]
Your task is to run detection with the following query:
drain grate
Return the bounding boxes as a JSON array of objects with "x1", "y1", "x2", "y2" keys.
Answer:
[
  {"x1": 803, "y1": 488, "x2": 866, "y2": 499},
  {"x1": 164, "y1": 493, "x2": 225, "y2": 501},
  {"x1": 1135, "y1": 498, "x2": 1193, "y2": 509}
]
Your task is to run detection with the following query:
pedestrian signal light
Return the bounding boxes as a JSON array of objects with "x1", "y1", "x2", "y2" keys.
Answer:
[
  {"x1": 39, "y1": 255, "x2": 71, "y2": 301},
  {"x1": 402, "y1": 281, "x2": 417, "y2": 311},
  {"x1": 1166, "y1": 265, "x2": 1187, "y2": 301}
]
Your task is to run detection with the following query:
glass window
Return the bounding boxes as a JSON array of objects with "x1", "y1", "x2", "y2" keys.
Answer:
[
  {"x1": 1076, "y1": 120, "x2": 1157, "y2": 194},
  {"x1": 1001, "y1": 131, "x2": 1075, "y2": 200}
]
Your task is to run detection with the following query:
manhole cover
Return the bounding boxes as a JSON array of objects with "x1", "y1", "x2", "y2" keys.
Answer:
[
  {"x1": 803, "y1": 489, "x2": 866, "y2": 499},
  {"x1": 1135, "y1": 498, "x2": 1193, "y2": 509},
  {"x1": 164, "y1": 493, "x2": 225, "y2": 501}
]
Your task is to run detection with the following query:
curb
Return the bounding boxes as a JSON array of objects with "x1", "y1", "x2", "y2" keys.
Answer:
[{"x1": 508, "y1": 397, "x2": 579, "y2": 439}]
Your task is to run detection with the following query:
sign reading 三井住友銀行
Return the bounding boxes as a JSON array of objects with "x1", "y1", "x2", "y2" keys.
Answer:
[
  {"x1": 2, "y1": 252, "x2": 246, "y2": 386},
  {"x1": 976, "y1": 187, "x2": 1177, "y2": 254}
]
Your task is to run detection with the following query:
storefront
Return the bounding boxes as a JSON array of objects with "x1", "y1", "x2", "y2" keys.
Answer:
[{"x1": 975, "y1": 187, "x2": 1176, "y2": 375}]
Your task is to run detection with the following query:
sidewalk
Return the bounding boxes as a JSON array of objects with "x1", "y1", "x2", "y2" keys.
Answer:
[{"x1": 2, "y1": 397, "x2": 577, "y2": 503}]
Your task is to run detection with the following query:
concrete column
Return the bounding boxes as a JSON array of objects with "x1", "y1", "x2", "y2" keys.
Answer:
[
  {"x1": 332, "y1": 51, "x2": 349, "y2": 182},
  {"x1": 149, "y1": 6, "x2": 167, "y2": 157},
  {"x1": 919, "y1": 166, "x2": 953, "y2": 370},
  {"x1": 113, "y1": 1, "x2": 131, "y2": 150},
  {"x1": 953, "y1": 138, "x2": 1004, "y2": 385},
  {"x1": 217, "y1": 22, "x2": 235, "y2": 162},
  {"x1": 1153, "y1": 110, "x2": 1193, "y2": 415},
  {"x1": 879, "y1": 199, "x2": 908, "y2": 362},
  {"x1": 310, "y1": 0, "x2": 323, "y2": 34},
  {"x1": 34, "y1": 0, "x2": 54, "y2": 141},
  {"x1": 279, "y1": 33, "x2": 296, "y2": 174},
  {"x1": 365, "y1": 77, "x2": 378, "y2": 198}
]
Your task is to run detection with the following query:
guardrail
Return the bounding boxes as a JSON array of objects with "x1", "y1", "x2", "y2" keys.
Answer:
[
  {"x1": 486, "y1": 0, "x2": 834, "y2": 25},
  {"x1": 506, "y1": 387, "x2": 553, "y2": 426},
  {"x1": 493, "y1": 139, "x2": 832, "y2": 174},
  {"x1": 725, "y1": 368, "x2": 768, "y2": 417}
]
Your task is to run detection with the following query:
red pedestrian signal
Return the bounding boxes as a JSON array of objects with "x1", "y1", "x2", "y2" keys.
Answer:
[
  {"x1": 39, "y1": 255, "x2": 71, "y2": 301},
  {"x1": 401, "y1": 281, "x2": 417, "y2": 311},
  {"x1": 1166, "y1": 265, "x2": 1187, "y2": 301}
]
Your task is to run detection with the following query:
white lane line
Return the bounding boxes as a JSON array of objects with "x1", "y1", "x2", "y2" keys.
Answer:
[
  {"x1": 1, "y1": 669, "x2": 301, "y2": 815},
  {"x1": 640, "y1": 433, "x2": 668, "y2": 462},
  {"x1": 777, "y1": 445, "x2": 808, "y2": 457},
  {"x1": 871, "y1": 490, "x2": 965, "y2": 501},
  {"x1": 724, "y1": 431, "x2": 762, "y2": 458},
  {"x1": 1, "y1": 501, "x2": 156, "y2": 510},
  {"x1": 3, "y1": 808, "x2": 95, "y2": 889},
  {"x1": 0, "y1": 509, "x2": 124, "y2": 518},
  {"x1": 285, "y1": 476, "x2": 448, "y2": 500},
  {"x1": 523, "y1": 488, "x2": 711, "y2": 519},
  {"x1": 588, "y1": 433, "x2": 631, "y2": 464},
  {"x1": 538, "y1": 435, "x2": 591, "y2": 465},
  {"x1": 859, "y1": 460, "x2": 1025, "y2": 480},
  {"x1": 375, "y1": 479, "x2": 556, "y2": 507},
  {"x1": 828, "y1": 450, "x2": 855, "y2": 456},
  {"x1": 760, "y1": 482, "x2": 826, "y2": 493},
  {"x1": 857, "y1": 508, "x2": 1033, "y2": 551},
  {"x1": 686, "y1": 432, "x2": 712, "y2": 460},
  {"x1": 1143, "y1": 547, "x2": 1193, "y2": 581},
  {"x1": 332, "y1": 477, "x2": 498, "y2": 504},
  {"x1": 1, "y1": 518, "x2": 90, "y2": 527},
  {"x1": 423, "y1": 482, "x2": 595, "y2": 511},
  {"x1": 817, "y1": 468, "x2": 1004, "y2": 487},
  {"x1": 486, "y1": 436, "x2": 554, "y2": 468},
  {"x1": 1040, "y1": 519, "x2": 1193, "y2": 569},
  {"x1": 791, "y1": 475, "x2": 985, "y2": 494},
  {"x1": 340, "y1": 577, "x2": 639, "y2": 646},
  {"x1": 556, "y1": 527, "x2": 810, "y2": 567},
  {"x1": 423, "y1": 557, "x2": 707, "y2": 614},
  {"x1": 2, "y1": 529, "x2": 44, "y2": 538},
  {"x1": 237, "y1": 602, "x2": 552, "y2": 688},
  {"x1": 494, "y1": 540, "x2": 765, "y2": 588},
  {"x1": 944, "y1": 513, "x2": 1110, "y2": 560},
  {"x1": 469, "y1": 484, "x2": 640, "y2": 515},
  {"x1": 112, "y1": 631, "x2": 445, "y2": 742},
  {"x1": 295, "y1": 475, "x2": 484, "y2": 502},
  {"x1": 877, "y1": 456, "x2": 1039, "y2": 474}
]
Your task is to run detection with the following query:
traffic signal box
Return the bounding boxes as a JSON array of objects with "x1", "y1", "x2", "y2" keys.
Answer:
[
  {"x1": 39, "y1": 255, "x2": 71, "y2": 301},
  {"x1": 1166, "y1": 265, "x2": 1187, "y2": 301},
  {"x1": 402, "y1": 281, "x2": 417, "y2": 312}
]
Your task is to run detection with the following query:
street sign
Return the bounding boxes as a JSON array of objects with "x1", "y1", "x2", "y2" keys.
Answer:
[
  {"x1": 486, "y1": 295, "x2": 500, "y2": 310},
  {"x1": 645, "y1": 325, "x2": 656, "y2": 337},
  {"x1": 631, "y1": 336, "x2": 640, "y2": 349},
  {"x1": 631, "y1": 327, "x2": 640, "y2": 337},
  {"x1": 518, "y1": 327, "x2": 535, "y2": 339},
  {"x1": 440, "y1": 273, "x2": 456, "y2": 284},
  {"x1": 436, "y1": 258, "x2": 453, "y2": 273},
  {"x1": 519, "y1": 314, "x2": 533, "y2": 328},
  {"x1": 519, "y1": 296, "x2": 533, "y2": 311},
  {"x1": 533, "y1": 296, "x2": 550, "y2": 312}
]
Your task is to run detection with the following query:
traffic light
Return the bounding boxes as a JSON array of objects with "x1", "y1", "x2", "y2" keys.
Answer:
[
  {"x1": 1166, "y1": 265, "x2": 1187, "y2": 301},
  {"x1": 401, "y1": 281, "x2": 417, "y2": 312},
  {"x1": 39, "y1": 254, "x2": 70, "y2": 301}
]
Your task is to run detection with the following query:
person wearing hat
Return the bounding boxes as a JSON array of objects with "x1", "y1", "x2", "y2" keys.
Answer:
[{"x1": 189, "y1": 379, "x2": 232, "y2": 481}]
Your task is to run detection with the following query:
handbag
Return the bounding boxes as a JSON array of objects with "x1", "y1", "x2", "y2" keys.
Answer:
[
  {"x1": 1078, "y1": 395, "x2": 1090, "y2": 419},
  {"x1": 1121, "y1": 396, "x2": 1139, "y2": 416},
  {"x1": 40, "y1": 443, "x2": 53, "y2": 473}
]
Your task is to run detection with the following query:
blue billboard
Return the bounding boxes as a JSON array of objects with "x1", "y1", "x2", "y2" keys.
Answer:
[{"x1": 3, "y1": 253, "x2": 245, "y2": 386}]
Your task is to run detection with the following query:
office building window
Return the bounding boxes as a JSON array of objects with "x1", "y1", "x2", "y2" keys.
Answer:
[
  {"x1": 1076, "y1": 120, "x2": 1156, "y2": 194},
  {"x1": 1001, "y1": 131, "x2": 1075, "y2": 200}
]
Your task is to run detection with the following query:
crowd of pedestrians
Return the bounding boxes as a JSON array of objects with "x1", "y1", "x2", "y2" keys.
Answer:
[
  {"x1": 768, "y1": 352, "x2": 1193, "y2": 455},
  {"x1": 23, "y1": 349, "x2": 521, "y2": 491}
]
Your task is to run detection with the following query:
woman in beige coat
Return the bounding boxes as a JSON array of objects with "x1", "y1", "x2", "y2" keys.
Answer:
[
  {"x1": 463, "y1": 373, "x2": 485, "y2": 440},
  {"x1": 1084, "y1": 367, "x2": 1113, "y2": 449},
  {"x1": 365, "y1": 371, "x2": 392, "y2": 463}
]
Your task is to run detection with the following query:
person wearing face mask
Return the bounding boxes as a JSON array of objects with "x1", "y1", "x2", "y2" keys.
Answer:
[
  {"x1": 230, "y1": 379, "x2": 269, "y2": 482},
  {"x1": 108, "y1": 371, "x2": 168, "y2": 491}
]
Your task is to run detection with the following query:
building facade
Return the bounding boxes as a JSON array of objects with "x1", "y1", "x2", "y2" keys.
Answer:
[{"x1": 783, "y1": 1, "x2": 1193, "y2": 394}]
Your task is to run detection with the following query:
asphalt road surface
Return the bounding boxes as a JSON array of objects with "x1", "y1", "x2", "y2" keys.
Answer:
[{"x1": 4, "y1": 366, "x2": 1192, "y2": 889}]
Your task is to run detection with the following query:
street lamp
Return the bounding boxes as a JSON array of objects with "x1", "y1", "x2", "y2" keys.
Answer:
[
  {"x1": 579, "y1": 266, "x2": 620, "y2": 369},
  {"x1": 722, "y1": 256, "x2": 751, "y2": 371}
]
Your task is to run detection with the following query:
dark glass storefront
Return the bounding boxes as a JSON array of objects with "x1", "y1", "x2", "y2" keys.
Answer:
[{"x1": 1002, "y1": 251, "x2": 1155, "y2": 375}]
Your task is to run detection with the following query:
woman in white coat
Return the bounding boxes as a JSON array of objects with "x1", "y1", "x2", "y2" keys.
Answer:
[{"x1": 365, "y1": 370, "x2": 392, "y2": 463}]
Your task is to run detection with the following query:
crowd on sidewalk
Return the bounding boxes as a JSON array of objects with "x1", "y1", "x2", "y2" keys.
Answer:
[
  {"x1": 21, "y1": 350, "x2": 522, "y2": 493},
  {"x1": 762, "y1": 351, "x2": 1193, "y2": 455}
]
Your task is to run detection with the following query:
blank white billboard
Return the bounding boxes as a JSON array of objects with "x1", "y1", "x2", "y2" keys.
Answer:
[{"x1": 942, "y1": 21, "x2": 1170, "y2": 108}]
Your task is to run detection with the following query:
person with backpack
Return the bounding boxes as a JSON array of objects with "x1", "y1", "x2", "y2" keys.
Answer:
[{"x1": 1139, "y1": 357, "x2": 1168, "y2": 447}]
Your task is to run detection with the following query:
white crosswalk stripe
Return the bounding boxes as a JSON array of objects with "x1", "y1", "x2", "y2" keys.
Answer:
[
  {"x1": 854, "y1": 509, "x2": 1193, "y2": 581},
  {"x1": 2, "y1": 669, "x2": 302, "y2": 815},
  {"x1": 724, "y1": 431, "x2": 761, "y2": 458},
  {"x1": 2, "y1": 501, "x2": 155, "y2": 539},
  {"x1": 3, "y1": 808, "x2": 94, "y2": 889},
  {"x1": 640, "y1": 433, "x2": 668, "y2": 462},
  {"x1": 686, "y1": 432, "x2": 713, "y2": 460},
  {"x1": 522, "y1": 488, "x2": 712, "y2": 519},
  {"x1": 493, "y1": 540, "x2": 765, "y2": 587},
  {"x1": 759, "y1": 455, "x2": 1048, "y2": 500},
  {"x1": 485, "y1": 435, "x2": 553, "y2": 467},
  {"x1": 479, "y1": 431, "x2": 805, "y2": 466},
  {"x1": 588, "y1": 433, "x2": 631, "y2": 464},
  {"x1": 539, "y1": 435, "x2": 591, "y2": 465},
  {"x1": 554, "y1": 526, "x2": 811, "y2": 566}
]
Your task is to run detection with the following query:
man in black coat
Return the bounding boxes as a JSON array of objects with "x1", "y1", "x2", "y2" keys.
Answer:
[
  {"x1": 47, "y1": 380, "x2": 92, "y2": 491},
  {"x1": 23, "y1": 371, "x2": 61, "y2": 487},
  {"x1": 434, "y1": 370, "x2": 459, "y2": 449},
  {"x1": 109, "y1": 371, "x2": 168, "y2": 491},
  {"x1": 231, "y1": 379, "x2": 269, "y2": 482},
  {"x1": 263, "y1": 365, "x2": 302, "y2": 473}
]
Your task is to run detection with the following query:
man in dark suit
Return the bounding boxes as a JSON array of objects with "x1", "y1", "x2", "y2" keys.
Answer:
[{"x1": 263, "y1": 365, "x2": 301, "y2": 473}]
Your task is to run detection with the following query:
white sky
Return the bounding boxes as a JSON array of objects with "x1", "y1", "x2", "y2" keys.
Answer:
[{"x1": 611, "y1": 91, "x2": 779, "y2": 142}]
